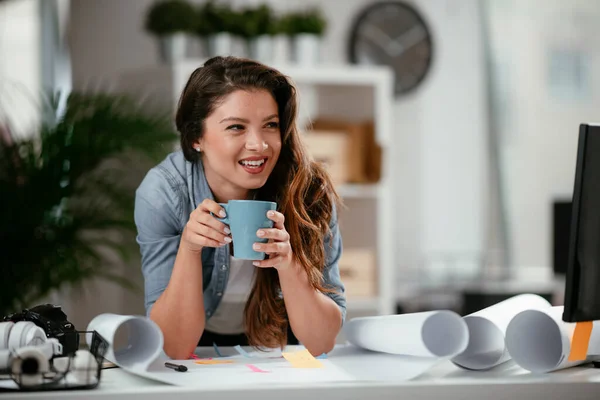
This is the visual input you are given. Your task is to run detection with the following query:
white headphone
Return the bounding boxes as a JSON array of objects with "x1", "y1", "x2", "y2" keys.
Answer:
[
  {"x1": 0, "y1": 321, "x2": 60, "y2": 387},
  {"x1": 0, "y1": 320, "x2": 101, "y2": 389}
]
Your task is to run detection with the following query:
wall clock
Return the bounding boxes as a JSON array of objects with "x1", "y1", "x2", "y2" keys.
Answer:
[{"x1": 348, "y1": 1, "x2": 434, "y2": 96}]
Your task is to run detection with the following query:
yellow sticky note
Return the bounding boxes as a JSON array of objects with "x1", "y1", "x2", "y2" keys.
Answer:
[
  {"x1": 282, "y1": 349, "x2": 323, "y2": 368},
  {"x1": 195, "y1": 359, "x2": 235, "y2": 365},
  {"x1": 568, "y1": 321, "x2": 593, "y2": 361}
]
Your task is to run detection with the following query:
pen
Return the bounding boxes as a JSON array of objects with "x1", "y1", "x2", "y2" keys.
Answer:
[{"x1": 164, "y1": 362, "x2": 188, "y2": 372}]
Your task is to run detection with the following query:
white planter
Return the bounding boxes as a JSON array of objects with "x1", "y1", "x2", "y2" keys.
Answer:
[
  {"x1": 291, "y1": 34, "x2": 321, "y2": 65},
  {"x1": 206, "y1": 33, "x2": 235, "y2": 57},
  {"x1": 247, "y1": 35, "x2": 274, "y2": 63},
  {"x1": 158, "y1": 33, "x2": 187, "y2": 63},
  {"x1": 273, "y1": 35, "x2": 290, "y2": 64}
]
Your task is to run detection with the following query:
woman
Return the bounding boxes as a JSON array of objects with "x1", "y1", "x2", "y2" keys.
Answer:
[{"x1": 134, "y1": 56, "x2": 346, "y2": 360}]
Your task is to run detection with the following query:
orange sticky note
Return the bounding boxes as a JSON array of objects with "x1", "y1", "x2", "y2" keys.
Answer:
[
  {"x1": 282, "y1": 349, "x2": 323, "y2": 368},
  {"x1": 568, "y1": 321, "x2": 593, "y2": 361},
  {"x1": 195, "y1": 359, "x2": 235, "y2": 365}
]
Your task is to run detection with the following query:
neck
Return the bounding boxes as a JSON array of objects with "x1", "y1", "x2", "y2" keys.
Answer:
[{"x1": 203, "y1": 160, "x2": 250, "y2": 203}]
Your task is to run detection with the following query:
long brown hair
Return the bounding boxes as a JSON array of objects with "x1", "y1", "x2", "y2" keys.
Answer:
[{"x1": 175, "y1": 56, "x2": 340, "y2": 348}]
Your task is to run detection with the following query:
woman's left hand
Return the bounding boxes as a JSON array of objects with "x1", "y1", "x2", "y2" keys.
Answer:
[{"x1": 253, "y1": 210, "x2": 293, "y2": 270}]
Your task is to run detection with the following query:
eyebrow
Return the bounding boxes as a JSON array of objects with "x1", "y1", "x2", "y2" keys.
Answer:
[{"x1": 219, "y1": 114, "x2": 279, "y2": 124}]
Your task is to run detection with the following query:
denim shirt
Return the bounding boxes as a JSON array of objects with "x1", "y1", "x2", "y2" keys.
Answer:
[{"x1": 134, "y1": 151, "x2": 346, "y2": 326}]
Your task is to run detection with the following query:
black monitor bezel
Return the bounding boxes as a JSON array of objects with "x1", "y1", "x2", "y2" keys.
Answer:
[{"x1": 563, "y1": 123, "x2": 600, "y2": 322}]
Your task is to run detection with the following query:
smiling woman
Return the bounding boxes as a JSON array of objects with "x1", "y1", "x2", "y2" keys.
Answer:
[{"x1": 134, "y1": 56, "x2": 346, "y2": 360}]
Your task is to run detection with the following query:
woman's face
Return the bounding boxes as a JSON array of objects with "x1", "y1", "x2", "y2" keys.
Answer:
[{"x1": 197, "y1": 89, "x2": 282, "y2": 200}]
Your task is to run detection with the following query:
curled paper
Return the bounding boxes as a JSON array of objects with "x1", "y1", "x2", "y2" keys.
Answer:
[
  {"x1": 505, "y1": 306, "x2": 600, "y2": 373},
  {"x1": 86, "y1": 313, "x2": 163, "y2": 371},
  {"x1": 451, "y1": 294, "x2": 551, "y2": 370},
  {"x1": 344, "y1": 310, "x2": 469, "y2": 357},
  {"x1": 337, "y1": 311, "x2": 469, "y2": 381}
]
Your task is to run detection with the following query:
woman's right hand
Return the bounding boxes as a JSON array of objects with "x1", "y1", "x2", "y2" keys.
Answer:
[{"x1": 181, "y1": 199, "x2": 231, "y2": 253}]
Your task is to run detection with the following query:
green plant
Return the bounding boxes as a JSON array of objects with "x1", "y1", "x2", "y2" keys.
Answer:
[
  {"x1": 239, "y1": 4, "x2": 277, "y2": 38},
  {"x1": 0, "y1": 91, "x2": 177, "y2": 316},
  {"x1": 278, "y1": 8, "x2": 327, "y2": 36},
  {"x1": 195, "y1": 1, "x2": 242, "y2": 37},
  {"x1": 144, "y1": 0, "x2": 197, "y2": 36}
]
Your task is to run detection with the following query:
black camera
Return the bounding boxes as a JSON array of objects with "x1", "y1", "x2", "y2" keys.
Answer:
[{"x1": 3, "y1": 304, "x2": 79, "y2": 356}]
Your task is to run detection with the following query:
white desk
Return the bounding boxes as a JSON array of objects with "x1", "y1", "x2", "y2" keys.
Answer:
[{"x1": 8, "y1": 348, "x2": 600, "y2": 400}]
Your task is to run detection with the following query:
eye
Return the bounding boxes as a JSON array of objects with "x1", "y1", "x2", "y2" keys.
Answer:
[
  {"x1": 265, "y1": 121, "x2": 279, "y2": 129},
  {"x1": 226, "y1": 124, "x2": 245, "y2": 131}
]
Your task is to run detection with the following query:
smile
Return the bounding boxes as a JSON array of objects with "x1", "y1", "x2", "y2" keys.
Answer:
[
  {"x1": 238, "y1": 157, "x2": 268, "y2": 174},
  {"x1": 239, "y1": 158, "x2": 266, "y2": 167}
]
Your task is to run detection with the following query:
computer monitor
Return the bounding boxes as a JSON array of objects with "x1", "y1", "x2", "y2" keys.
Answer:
[{"x1": 563, "y1": 123, "x2": 600, "y2": 322}]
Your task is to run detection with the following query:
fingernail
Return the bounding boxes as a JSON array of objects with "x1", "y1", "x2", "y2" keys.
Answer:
[
  {"x1": 224, "y1": 237, "x2": 232, "y2": 243},
  {"x1": 267, "y1": 211, "x2": 275, "y2": 217},
  {"x1": 256, "y1": 230, "x2": 264, "y2": 237},
  {"x1": 253, "y1": 243, "x2": 261, "y2": 250},
  {"x1": 219, "y1": 210, "x2": 226, "y2": 217},
  {"x1": 253, "y1": 261, "x2": 259, "y2": 266},
  {"x1": 224, "y1": 227, "x2": 231, "y2": 234}
]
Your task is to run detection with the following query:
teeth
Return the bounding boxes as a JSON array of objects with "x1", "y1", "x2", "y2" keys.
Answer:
[{"x1": 241, "y1": 159, "x2": 265, "y2": 167}]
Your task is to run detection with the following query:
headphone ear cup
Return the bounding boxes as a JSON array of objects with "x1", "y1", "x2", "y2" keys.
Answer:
[
  {"x1": 8, "y1": 322, "x2": 46, "y2": 350},
  {"x1": 0, "y1": 322, "x2": 14, "y2": 350}
]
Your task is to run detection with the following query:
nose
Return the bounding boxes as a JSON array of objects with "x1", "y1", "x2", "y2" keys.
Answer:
[{"x1": 245, "y1": 130, "x2": 268, "y2": 152}]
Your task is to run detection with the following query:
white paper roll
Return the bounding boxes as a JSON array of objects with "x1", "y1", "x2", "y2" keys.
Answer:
[
  {"x1": 505, "y1": 306, "x2": 600, "y2": 373},
  {"x1": 344, "y1": 310, "x2": 469, "y2": 358},
  {"x1": 86, "y1": 314, "x2": 163, "y2": 371},
  {"x1": 451, "y1": 294, "x2": 552, "y2": 370}
]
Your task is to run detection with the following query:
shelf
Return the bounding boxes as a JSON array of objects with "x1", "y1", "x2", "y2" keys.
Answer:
[
  {"x1": 336, "y1": 183, "x2": 381, "y2": 199},
  {"x1": 172, "y1": 61, "x2": 394, "y2": 87}
]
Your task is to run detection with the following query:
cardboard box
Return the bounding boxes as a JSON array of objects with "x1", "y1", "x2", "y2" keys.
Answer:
[
  {"x1": 302, "y1": 129, "x2": 351, "y2": 185},
  {"x1": 338, "y1": 248, "x2": 377, "y2": 298},
  {"x1": 309, "y1": 119, "x2": 381, "y2": 183}
]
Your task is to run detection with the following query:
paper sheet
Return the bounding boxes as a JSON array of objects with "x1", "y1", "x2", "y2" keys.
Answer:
[
  {"x1": 451, "y1": 294, "x2": 552, "y2": 370},
  {"x1": 86, "y1": 314, "x2": 354, "y2": 387},
  {"x1": 343, "y1": 310, "x2": 469, "y2": 357},
  {"x1": 505, "y1": 306, "x2": 600, "y2": 373}
]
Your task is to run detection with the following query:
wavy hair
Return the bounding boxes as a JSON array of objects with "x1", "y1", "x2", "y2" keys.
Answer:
[{"x1": 175, "y1": 56, "x2": 340, "y2": 348}]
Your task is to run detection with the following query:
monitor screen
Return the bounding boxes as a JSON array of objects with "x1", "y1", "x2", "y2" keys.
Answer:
[
  {"x1": 553, "y1": 200, "x2": 572, "y2": 276},
  {"x1": 563, "y1": 123, "x2": 600, "y2": 322}
]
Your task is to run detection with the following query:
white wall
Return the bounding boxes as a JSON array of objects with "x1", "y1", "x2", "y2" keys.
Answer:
[
  {"x1": 487, "y1": 0, "x2": 600, "y2": 272},
  {"x1": 67, "y1": 0, "x2": 488, "y2": 321},
  {"x1": 0, "y1": 0, "x2": 41, "y2": 138}
]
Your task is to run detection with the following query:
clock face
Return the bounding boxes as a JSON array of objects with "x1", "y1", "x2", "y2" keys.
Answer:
[{"x1": 348, "y1": 1, "x2": 433, "y2": 95}]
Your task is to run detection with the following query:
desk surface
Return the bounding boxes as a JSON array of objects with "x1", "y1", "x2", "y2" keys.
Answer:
[{"x1": 8, "y1": 347, "x2": 600, "y2": 400}]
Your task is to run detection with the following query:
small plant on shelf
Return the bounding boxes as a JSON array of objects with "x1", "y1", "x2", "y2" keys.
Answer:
[{"x1": 144, "y1": 0, "x2": 197, "y2": 36}]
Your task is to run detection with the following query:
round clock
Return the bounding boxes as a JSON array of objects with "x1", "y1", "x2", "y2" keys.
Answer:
[{"x1": 348, "y1": 1, "x2": 434, "y2": 95}]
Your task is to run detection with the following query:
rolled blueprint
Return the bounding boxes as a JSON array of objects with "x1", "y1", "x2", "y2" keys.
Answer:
[
  {"x1": 86, "y1": 313, "x2": 163, "y2": 371},
  {"x1": 344, "y1": 310, "x2": 469, "y2": 358},
  {"x1": 451, "y1": 294, "x2": 551, "y2": 370},
  {"x1": 505, "y1": 306, "x2": 600, "y2": 373}
]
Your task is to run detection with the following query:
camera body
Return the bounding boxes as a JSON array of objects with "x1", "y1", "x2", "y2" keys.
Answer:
[{"x1": 3, "y1": 304, "x2": 79, "y2": 356}]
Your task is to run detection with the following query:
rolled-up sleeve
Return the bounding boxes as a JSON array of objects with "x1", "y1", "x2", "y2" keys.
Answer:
[
  {"x1": 321, "y1": 205, "x2": 347, "y2": 324},
  {"x1": 134, "y1": 168, "x2": 183, "y2": 317}
]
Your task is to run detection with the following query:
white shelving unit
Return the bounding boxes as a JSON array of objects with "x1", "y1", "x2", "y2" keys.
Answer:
[{"x1": 115, "y1": 61, "x2": 396, "y2": 316}]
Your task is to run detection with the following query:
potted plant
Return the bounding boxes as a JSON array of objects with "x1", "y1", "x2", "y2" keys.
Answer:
[
  {"x1": 144, "y1": 0, "x2": 197, "y2": 63},
  {"x1": 0, "y1": 91, "x2": 176, "y2": 316},
  {"x1": 282, "y1": 8, "x2": 327, "y2": 65},
  {"x1": 239, "y1": 4, "x2": 277, "y2": 63},
  {"x1": 197, "y1": 1, "x2": 243, "y2": 58}
]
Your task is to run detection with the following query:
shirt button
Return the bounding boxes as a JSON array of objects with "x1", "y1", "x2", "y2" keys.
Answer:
[
  {"x1": 217, "y1": 292, "x2": 223, "y2": 297},
  {"x1": 221, "y1": 265, "x2": 227, "y2": 271}
]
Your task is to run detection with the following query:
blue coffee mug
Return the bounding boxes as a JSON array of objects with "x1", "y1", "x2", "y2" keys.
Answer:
[{"x1": 216, "y1": 200, "x2": 277, "y2": 260}]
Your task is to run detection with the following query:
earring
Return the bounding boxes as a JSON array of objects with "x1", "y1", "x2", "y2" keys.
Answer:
[{"x1": 194, "y1": 147, "x2": 201, "y2": 153}]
